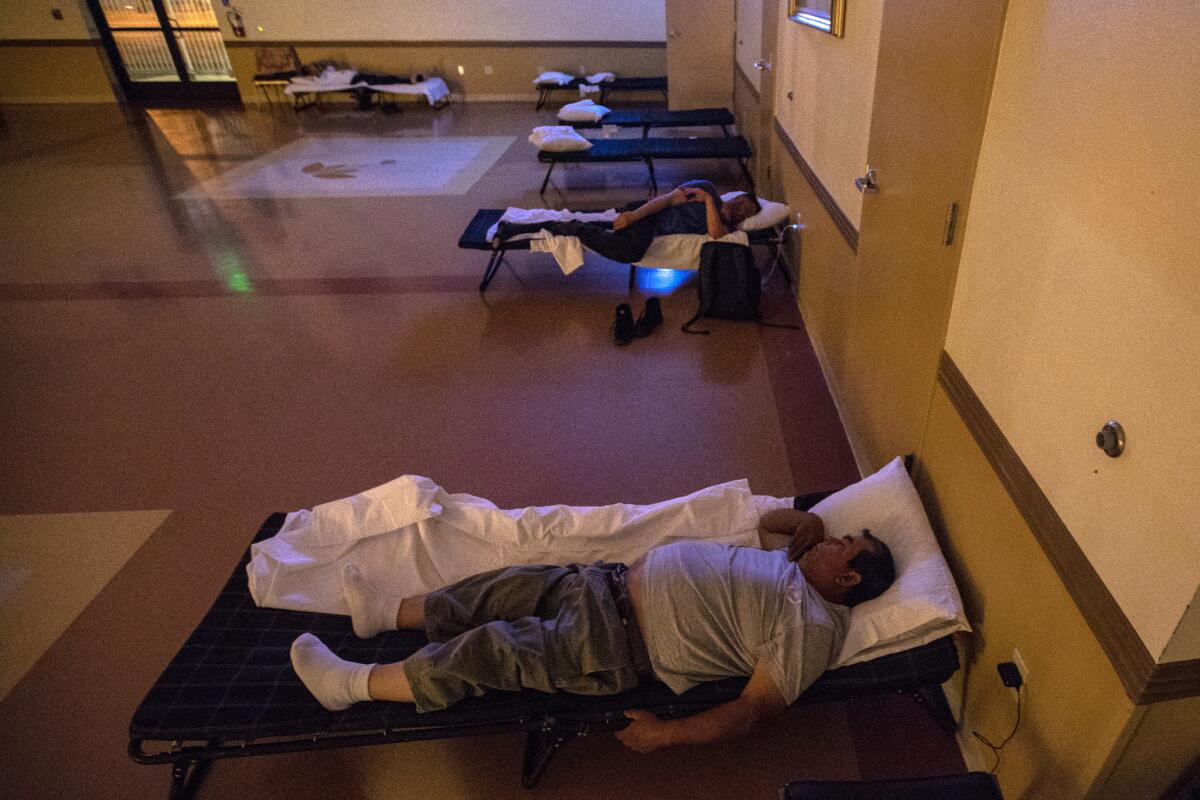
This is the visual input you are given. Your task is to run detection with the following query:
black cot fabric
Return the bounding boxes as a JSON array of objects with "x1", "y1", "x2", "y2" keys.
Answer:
[
  {"x1": 459, "y1": 209, "x2": 780, "y2": 253},
  {"x1": 573, "y1": 107, "x2": 735, "y2": 129},
  {"x1": 130, "y1": 515, "x2": 958, "y2": 745},
  {"x1": 536, "y1": 136, "x2": 753, "y2": 164},
  {"x1": 605, "y1": 76, "x2": 668, "y2": 91}
]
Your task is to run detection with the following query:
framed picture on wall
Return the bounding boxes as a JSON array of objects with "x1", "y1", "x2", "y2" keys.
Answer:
[{"x1": 788, "y1": 0, "x2": 846, "y2": 37}]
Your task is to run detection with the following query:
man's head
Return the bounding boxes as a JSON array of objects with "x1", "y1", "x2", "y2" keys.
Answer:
[
  {"x1": 798, "y1": 530, "x2": 895, "y2": 607},
  {"x1": 720, "y1": 193, "x2": 762, "y2": 230}
]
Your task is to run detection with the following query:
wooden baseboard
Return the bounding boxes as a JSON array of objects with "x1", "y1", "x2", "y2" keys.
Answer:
[{"x1": 772, "y1": 118, "x2": 858, "y2": 252}]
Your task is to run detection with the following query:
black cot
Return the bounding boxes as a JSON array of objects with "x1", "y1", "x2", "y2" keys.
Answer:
[
  {"x1": 537, "y1": 135, "x2": 756, "y2": 195},
  {"x1": 458, "y1": 208, "x2": 789, "y2": 292},
  {"x1": 129, "y1": 489, "x2": 960, "y2": 800},
  {"x1": 534, "y1": 75, "x2": 669, "y2": 110},
  {"x1": 571, "y1": 107, "x2": 736, "y2": 137}
]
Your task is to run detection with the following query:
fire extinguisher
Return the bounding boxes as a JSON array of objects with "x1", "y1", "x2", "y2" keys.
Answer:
[{"x1": 226, "y1": 6, "x2": 246, "y2": 38}]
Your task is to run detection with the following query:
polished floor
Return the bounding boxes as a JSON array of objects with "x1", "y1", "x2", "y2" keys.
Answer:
[{"x1": 0, "y1": 100, "x2": 960, "y2": 799}]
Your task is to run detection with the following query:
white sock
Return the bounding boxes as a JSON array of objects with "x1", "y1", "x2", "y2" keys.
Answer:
[
  {"x1": 342, "y1": 563, "x2": 403, "y2": 639},
  {"x1": 290, "y1": 633, "x2": 375, "y2": 711}
]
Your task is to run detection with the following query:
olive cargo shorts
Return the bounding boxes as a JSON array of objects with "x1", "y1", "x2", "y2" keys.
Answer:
[{"x1": 402, "y1": 562, "x2": 640, "y2": 712}]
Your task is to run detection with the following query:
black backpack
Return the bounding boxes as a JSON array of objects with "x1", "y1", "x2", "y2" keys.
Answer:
[{"x1": 681, "y1": 242, "x2": 762, "y2": 334}]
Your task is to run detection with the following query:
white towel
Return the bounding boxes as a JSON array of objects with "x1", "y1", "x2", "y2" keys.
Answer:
[
  {"x1": 247, "y1": 476, "x2": 768, "y2": 614},
  {"x1": 531, "y1": 234, "x2": 585, "y2": 274},
  {"x1": 579, "y1": 83, "x2": 601, "y2": 96},
  {"x1": 369, "y1": 76, "x2": 451, "y2": 106},
  {"x1": 485, "y1": 207, "x2": 618, "y2": 242},
  {"x1": 586, "y1": 72, "x2": 616, "y2": 84},
  {"x1": 636, "y1": 230, "x2": 750, "y2": 270}
]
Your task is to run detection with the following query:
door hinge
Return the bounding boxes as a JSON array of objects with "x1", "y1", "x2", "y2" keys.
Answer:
[{"x1": 943, "y1": 201, "x2": 959, "y2": 246}]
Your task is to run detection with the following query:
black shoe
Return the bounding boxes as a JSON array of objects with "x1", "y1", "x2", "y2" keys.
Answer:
[
  {"x1": 612, "y1": 303, "x2": 635, "y2": 345},
  {"x1": 632, "y1": 297, "x2": 664, "y2": 338}
]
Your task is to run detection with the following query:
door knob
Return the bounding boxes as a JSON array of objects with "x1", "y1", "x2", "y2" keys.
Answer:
[
  {"x1": 854, "y1": 166, "x2": 879, "y2": 194},
  {"x1": 753, "y1": 60, "x2": 772, "y2": 71}
]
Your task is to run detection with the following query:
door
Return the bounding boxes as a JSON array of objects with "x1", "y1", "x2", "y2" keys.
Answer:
[
  {"x1": 665, "y1": 0, "x2": 735, "y2": 110},
  {"x1": 88, "y1": 0, "x2": 240, "y2": 107},
  {"x1": 845, "y1": 1, "x2": 1007, "y2": 467}
]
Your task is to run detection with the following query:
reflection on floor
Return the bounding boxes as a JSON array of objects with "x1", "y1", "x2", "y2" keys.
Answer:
[
  {"x1": 179, "y1": 135, "x2": 516, "y2": 198},
  {"x1": 0, "y1": 100, "x2": 960, "y2": 800}
]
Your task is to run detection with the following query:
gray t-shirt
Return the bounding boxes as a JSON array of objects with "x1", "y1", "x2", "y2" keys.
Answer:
[{"x1": 638, "y1": 541, "x2": 848, "y2": 703}]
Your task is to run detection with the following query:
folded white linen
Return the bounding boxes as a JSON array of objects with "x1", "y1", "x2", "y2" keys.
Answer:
[
  {"x1": 587, "y1": 72, "x2": 616, "y2": 84},
  {"x1": 528, "y1": 125, "x2": 592, "y2": 152},
  {"x1": 284, "y1": 67, "x2": 360, "y2": 95},
  {"x1": 369, "y1": 76, "x2": 450, "y2": 106},
  {"x1": 558, "y1": 99, "x2": 610, "y2": 123},
  {"x1": 248, "y1": 476, "x2": 765, "y2": 614},
  {"x1": 579, "y1": 84, "x2": 601, "y2": 96},
  {"x1": 534, "y1": 70, "x2": 575, "y2": 86}
]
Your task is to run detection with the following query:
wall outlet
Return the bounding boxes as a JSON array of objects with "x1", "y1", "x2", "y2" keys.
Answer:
[
  {"x1": 1012, "y1": 647, "x2": 1030, "y2": 686},
  {"x1": 579, "y1": 65, "x2": 587, "y2": 74},
  {"x1": 456, "y1": 65, "x2": 465, "y2": 76},
  {"x1": 51, "y1": 8, "x2": 64, "y2": 19},
  {"x1": 484, "y1": 65, "x2": 494, "y2": 75}
]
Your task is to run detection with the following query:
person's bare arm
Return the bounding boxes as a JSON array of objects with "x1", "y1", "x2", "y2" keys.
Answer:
[
  {"x1": 614, "y1": 187, "x2": 688, "y2": 230},
  {"x1": 615, "y1": 659, "x2": 787, "y2": 752},
  {"x1": 757, "y1": 509, "x2": 826, "y2": 561},
  {"x1": 679, "y1": 185, "x2": 729, "y2": 238}
]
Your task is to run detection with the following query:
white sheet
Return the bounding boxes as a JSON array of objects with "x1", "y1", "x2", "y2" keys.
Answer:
[
  {"x1": 247, "y1": 476, "x2": 770, "y2": 614},
  {"x1": 370, "y1": 77, "x2": 450, "y2": 106},
  {"x1": 285, "y1": 73, "x2": 451, "y2": 106}
]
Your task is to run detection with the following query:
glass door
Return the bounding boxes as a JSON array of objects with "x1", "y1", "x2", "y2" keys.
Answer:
[{"x1": 88, "y1": 0, "x2": 240, "y2": 106}]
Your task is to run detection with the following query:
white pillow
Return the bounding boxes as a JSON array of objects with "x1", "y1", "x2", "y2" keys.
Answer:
[
  {"x1": 720, "y1": 191, "x2": 791, "y2": 230},
  {"x1": 808, "y1": 456, "x2": 971, "y2": 667},
  {"x1": 528, "y1": 126, "x2": 593, "y2": 153},
  {"x1": 534, "y1": 71, "x2": 575, "y2": 86},
  {"x1": 558, "y1": 99, "x2": 611, "y2": 123}
]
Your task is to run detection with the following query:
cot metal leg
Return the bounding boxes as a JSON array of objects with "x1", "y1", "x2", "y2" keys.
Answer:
[
  {"x1": 910, "y1": 684, "x2": 959, "y2": 735},
  {"x1": 721, "y1": 124, "x2": 730, "y2": 137},
  {"x1": 168, "y1": 758, "x2": 211, "y2": 800},
  {"x1": 539, "y1": 162, "x2": 557, "y2": 195},
  {"x1": 479, "y1": 251, "x2": 506, "y2": 292},
  {"x1": 629, "y1": 265, "x2": 637, "y2": 289},
  {"x1": 521, "y1": 728, "x2": 573, "y2": 790},
  {"x1": 535, "y1": 88, "x2": 548, "y2": 110},
  {"x1": 645, "y1": 157, "x2": 658, "y2": 195}
]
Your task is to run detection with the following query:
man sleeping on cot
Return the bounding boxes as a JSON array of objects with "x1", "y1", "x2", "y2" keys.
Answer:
[
  {"x1": 493, "y1": 180, "x2": 763, "y2": 265},
  {"x1": 290, "y1": 507, "x2": 895, "y2": 753}
]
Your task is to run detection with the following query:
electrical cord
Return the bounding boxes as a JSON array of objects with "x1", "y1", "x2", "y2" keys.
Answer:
[{"x1": 971, "y1": 685, "x2": 1022, "y2": 774}]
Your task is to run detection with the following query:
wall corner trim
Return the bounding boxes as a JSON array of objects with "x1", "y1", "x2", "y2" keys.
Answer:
[
  {"x1": 937, "y1": 351, "x2": 1200, "y2": 704},
  {"x1": 772, "y1": 117, "x2": 858, "y2": 253}
]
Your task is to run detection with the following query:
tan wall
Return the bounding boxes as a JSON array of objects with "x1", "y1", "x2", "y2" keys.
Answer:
[
  {"x1": 0, "y1": 0, "x2": 95, "y2": 38},
  {"x1": 227, "y1": 42, "x2": 667, "y2": 104},
  {"x1": 1097, "y1": 694, "x2": 1200, "y2": 800},
  {"x1": 215, "y1": 0, "x2": 665, "y2": 43},
  {"x1": 0, "y1": 44, "x2": 115, "y2": 103},
  {"x1": 944, "y1": 0, "x2": 1200, "y2": 661},
  {"x1": 772, "y1": 0, "x2": 881, "y2": 228},
  {"x1": 918, "y1": 384, "x2": 1135, "y2": 800}
]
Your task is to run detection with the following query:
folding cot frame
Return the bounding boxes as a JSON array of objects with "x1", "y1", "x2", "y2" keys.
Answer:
[
  {"x1": 129, "y1": 480, "x2": 962, "y2": 800},
  {"x1": 537, "y1": 135, "x2": 756, "y2": 197},
  {"x1": 534, "y1": 76, "x2": 669, "y2": 111},
  {"x1": 458, "y1": 208, "x2": 794, "y2": 292},
  {"x1": 570, "y1": 106, "x2": 735, "y2": 138}
]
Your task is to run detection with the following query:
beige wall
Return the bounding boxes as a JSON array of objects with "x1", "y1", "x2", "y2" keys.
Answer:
[
  {"x1": 735, "y1": 0, "x2": 763, "y2": 93},
  {"x1": 0, "y1": 0, "x2": 95, "y2": 39},
  {"x1": 214, "y1": 0, "x2": 665, "y2": 43},
  {"x1": 773, "y1": 0, "x2": 881, "y2": 228},
  {"x1": 944, "y1": 0, "x2": 1200, "y2": 661},
  {"x1": 0, "y1": 43, "x2": 115, "y2": 103}
]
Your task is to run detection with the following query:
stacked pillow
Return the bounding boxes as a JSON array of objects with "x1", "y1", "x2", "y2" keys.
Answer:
[
  {"x1": 528, "y1": 126, "x2": 593, "y2": 153},
  {"x1": 720, "y1": 191, "x2": 791, "y2": 231},
  {"x1": 557, "y1": 99, "x2": 611, "y2": 123},
  {"x1": 806, "y1": 456, "x2": 972, "y2": 667},
  {"x1": 534, "y1": 71, "x2": 575, "y2": 86}
]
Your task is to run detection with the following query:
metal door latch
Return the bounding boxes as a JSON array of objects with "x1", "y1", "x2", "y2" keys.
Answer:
[{"x1": 854, "y1": 166, "x2": 879, "y2": 194}]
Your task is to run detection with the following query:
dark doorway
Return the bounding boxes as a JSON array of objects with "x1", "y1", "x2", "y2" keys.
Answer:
[{"x1": 86, "y1": 0, "x2": 241, "y2": 107}]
